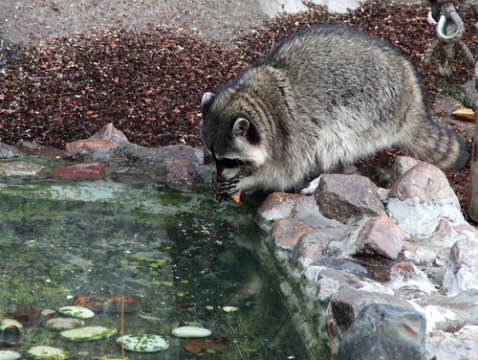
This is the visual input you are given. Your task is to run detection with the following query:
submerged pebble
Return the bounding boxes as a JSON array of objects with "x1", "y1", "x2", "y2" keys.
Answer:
[
  {"x1": 45, "y1": 318, "x2": 84, "y2": 331},
  {"x1": 99, "y1": 356, "x2": 129, "y2": 360},
  {"x1": 0, "y1": 350, "x2": 21, "y2": 360},
  {"x1": 41, "y1": 309, "x2": 56, "y2": 317},
  {"x1": 60, "y1": 326, "x2": 117, "y2": 341},
  {"x1": 26, "y1": 346, "x2": 70, "y2": 360},
  {"x1": 116, "y1": 334, "x2": 170, "y2": 352},
  {"x1": 223, "y1": 306, "x2": 239, "y2": 312},
  {"x1": 171, "y1": 326, "x2": 212, "y2": 338},
  {"x1": 58, "y1": 306, "x2": 94, "y2": 319}
]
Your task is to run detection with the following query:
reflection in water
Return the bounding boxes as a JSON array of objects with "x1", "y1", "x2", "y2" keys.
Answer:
[{"x1": 0, "y1": 180, "x2": 309, "y2": 359}]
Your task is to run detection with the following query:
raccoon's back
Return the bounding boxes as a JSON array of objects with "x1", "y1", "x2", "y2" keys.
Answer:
[{"x1": 261, "y1": 25, "x2": 409, "y2": 121}]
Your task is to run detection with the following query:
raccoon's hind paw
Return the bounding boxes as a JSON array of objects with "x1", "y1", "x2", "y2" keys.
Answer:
[{"x1": 300, "y1": 176, "x2": 321, "y2": 196}]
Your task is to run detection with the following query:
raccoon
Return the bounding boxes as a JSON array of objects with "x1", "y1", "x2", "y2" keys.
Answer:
[{"x1": 200, "y1": 25, "x2": 468, "y2": 202}]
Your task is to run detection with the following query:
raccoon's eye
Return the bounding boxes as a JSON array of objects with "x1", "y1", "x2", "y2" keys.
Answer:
[{"x1": 220, "y1": 158, "x2": 248, "y2": 169}]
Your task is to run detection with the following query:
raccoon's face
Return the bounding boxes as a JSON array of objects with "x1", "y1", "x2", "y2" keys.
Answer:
[{"x1": 200, "y1": 92, "x2": 268, "y2": 181}]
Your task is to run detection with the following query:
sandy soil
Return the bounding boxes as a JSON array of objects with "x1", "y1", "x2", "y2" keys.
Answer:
[{"x1": 0, "y1": 0, "x2": 267, "y2": 45}]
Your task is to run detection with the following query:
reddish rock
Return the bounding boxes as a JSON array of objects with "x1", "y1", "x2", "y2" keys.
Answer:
[
  {"x1": 49, "y1": 162, "x2": 106, "y2": 180},
  {"x1": 18, "y1": 140, "x2": 65, "y2": 157},
  {"x1": 271, "y1": 218, "x2": 313, "y2": 251},
  {"x1": 355, "y1": 216, "x2": 404, "y2": 260},
  {"x1": 390, "y1": 261, "x2": 417, "y2": 274},
  {"x1": 65, "y1": 139, "x2": 115, "y2": 155},
  {"x1": 389, "y1": 162, "x2": 457, "y2": 204},
  {"x1": 165, "y1": 159, "x2": 197, "y2": 184}
]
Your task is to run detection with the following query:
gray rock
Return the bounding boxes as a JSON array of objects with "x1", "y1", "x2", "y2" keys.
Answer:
[
  {"x1": 330, "y1": 288, "x2": 414, "y2": 336},
  {"x1": 0, "y1": 142, "x2": 24, "y2": 158},
  {"x1": 353, "y1": 215, "x2": 404, "y2": 260},
  {"x1": 315, "y1": 174, "x2": 387, "y2": 225},
  {"x1": 90, "y1": 122, "x2": 130, "y2": 145},
  {"x1": 443, "y1": 239, "x2": 478, "y2": 295},
  {"x1": 255, "y1": 192, "x2": 342, "y2": 232},
  {"x1": 336, "y1": 303, "x2": 427, "y2": 360},
  {"x1": 315, "y1": 269, "x2": 357, "y2": 303},
  {"x1": 291, "y1": 227, "x2": 350, "y2": 269}
]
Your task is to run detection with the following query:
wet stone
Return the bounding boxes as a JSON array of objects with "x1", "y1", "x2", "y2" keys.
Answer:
[
  {"x1": 49, "y1": 162, "x2": 106, "y2": 180},
  {"x1": 255, "y1": 192, "x2": 302, "y2": 232},
  {"x1": 0, "y1": 161, "x2": 44, "y2": 176},
  {"x1": 165, "y1": 159, "x2": 198, "y2": 184},
  {"x1": 270, "y1": 217, "x2": 313, "y2": 251},
  {"x1": 336, "y1": 303, "x2": 427, "y2": 360},
  {"x1": 315, "y1": 174, "x2": 386, "y2": 225}
]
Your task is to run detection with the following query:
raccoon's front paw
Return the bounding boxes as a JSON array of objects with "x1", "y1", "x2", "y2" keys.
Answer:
[{"x1": 214, "y1": 179, "x2": 240, "y2": 203}]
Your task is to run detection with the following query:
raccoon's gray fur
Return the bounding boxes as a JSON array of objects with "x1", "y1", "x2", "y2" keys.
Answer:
[{"x1": 200, "y1": 25, "x2": 468, "y2": 201}]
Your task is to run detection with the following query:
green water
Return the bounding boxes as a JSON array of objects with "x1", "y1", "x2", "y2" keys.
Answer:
[{"x1": 0, "y1": 179, "x2": 309, "y2": 359}]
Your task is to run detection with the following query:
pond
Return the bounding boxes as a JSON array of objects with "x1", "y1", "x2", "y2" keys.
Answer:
[{"x1": 0, "y1": 177, "x2": 310, "y2": 359}]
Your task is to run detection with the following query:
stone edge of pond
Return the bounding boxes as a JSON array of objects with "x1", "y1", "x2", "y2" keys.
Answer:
[{"x1": 1, "y1": 124, "x2": 478, "y2": 359}]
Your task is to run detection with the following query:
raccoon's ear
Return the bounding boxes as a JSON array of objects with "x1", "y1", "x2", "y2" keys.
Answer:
[
  {"x1": 201, "y1": 92, "x2": 215, "y2": 114},
  {"x1": 232, "y1": 117, "x2": 250, "y2": 138}
]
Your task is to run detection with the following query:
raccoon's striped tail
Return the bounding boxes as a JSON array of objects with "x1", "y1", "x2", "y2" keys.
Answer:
[{"x1": 402, "y1": 123, "x2": 468, "y2": 171}]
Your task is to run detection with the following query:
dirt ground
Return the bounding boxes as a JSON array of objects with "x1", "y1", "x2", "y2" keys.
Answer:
[{"x1": 0, "y1": 0, "x2": 267, "y2": 45}]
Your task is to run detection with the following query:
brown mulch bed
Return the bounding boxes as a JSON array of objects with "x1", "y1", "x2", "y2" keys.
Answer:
[{"x1": 1, "y1": 1, "x2": 477, "y2": 215}]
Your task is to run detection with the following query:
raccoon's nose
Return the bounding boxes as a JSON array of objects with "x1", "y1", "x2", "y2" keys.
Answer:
[{"x1": 216, "y1": 174, "x2": 226, "y2": 183}]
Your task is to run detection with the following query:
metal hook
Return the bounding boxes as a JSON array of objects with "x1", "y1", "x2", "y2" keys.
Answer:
[{"x1": 437, "y1": 11, "x2": 463, "y2": 41}]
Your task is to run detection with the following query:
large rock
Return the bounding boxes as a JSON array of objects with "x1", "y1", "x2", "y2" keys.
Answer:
[
  {"x1": 255, "y1": 192, "x2": 342, "y2": 232},
  {"x1": 315, "y1": 174, "x2": 387, "y2": 224},
  {"x1": 387, "y1": 163, "x2": 464, "y2": 241},
  {"x1": 336, "y1": 303, "x2": 427, "y2": 360},
  {"x1": 330, "y1": 288, "x2": 413, "y2": 336}
]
